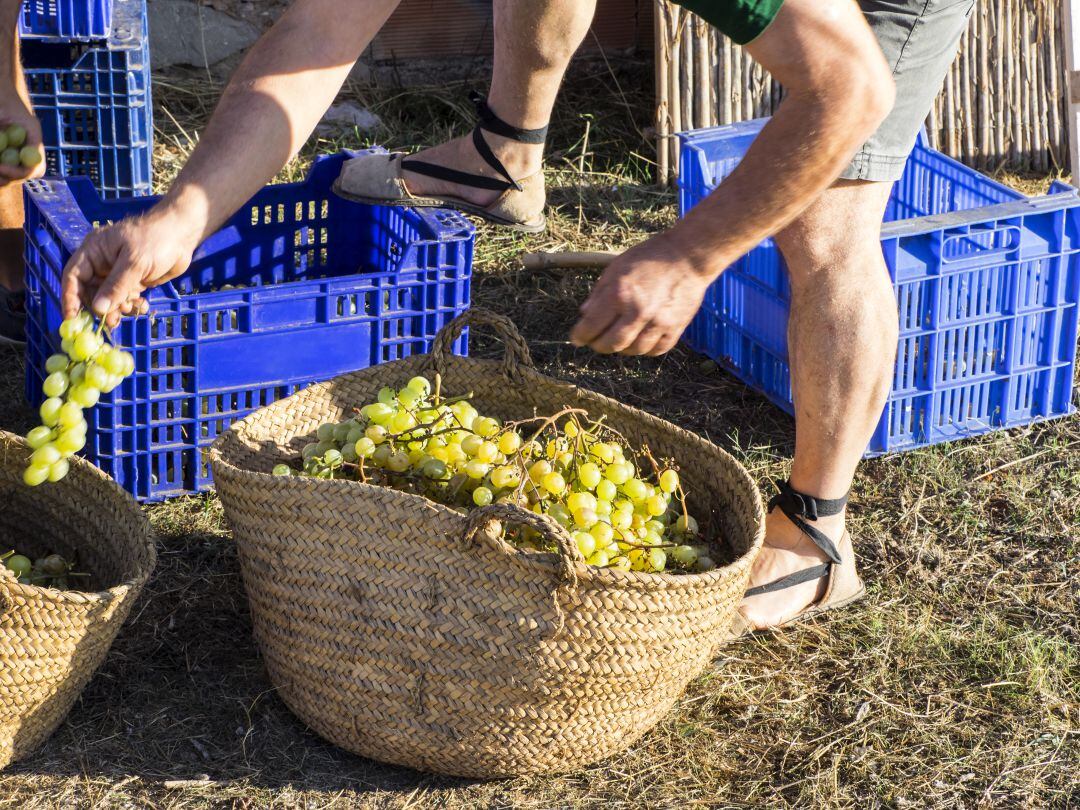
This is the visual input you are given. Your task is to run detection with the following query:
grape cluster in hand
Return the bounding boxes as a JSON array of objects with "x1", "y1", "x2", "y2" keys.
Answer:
[
  {"x1": 277, "y1": 376, "x2": 717, "y2": 574},
  {"x1": 0, "y1": 124, "x2": 41, "y2": 169},
  {"x1": 23, "y1": 310, "x2": 135, "y2": 486}
]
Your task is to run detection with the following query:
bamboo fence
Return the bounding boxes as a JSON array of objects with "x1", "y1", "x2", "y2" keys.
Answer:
[{"x1": 654, "y1": 0, "x2": 1068, "y2": 184}]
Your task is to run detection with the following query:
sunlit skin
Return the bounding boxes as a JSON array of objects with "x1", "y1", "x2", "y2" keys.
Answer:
[{"x1": 56, "y1": 0, "x2": 897, "y2": 629}]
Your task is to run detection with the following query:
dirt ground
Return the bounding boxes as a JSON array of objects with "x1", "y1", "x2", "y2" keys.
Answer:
[{"x1": 0, "y1": 59, "x2": 1077, "y2": 808}]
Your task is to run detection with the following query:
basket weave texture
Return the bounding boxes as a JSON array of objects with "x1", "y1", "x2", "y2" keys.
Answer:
[
  {"x1": 211, "y1": 309, "x2": 764, "y2": 778},
  {"x1": 0, "y1": 431, "x2": 155, "y2": 769}
]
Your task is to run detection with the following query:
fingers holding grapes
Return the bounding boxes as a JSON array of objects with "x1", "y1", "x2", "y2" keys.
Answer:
[{"x1": 0, "y1": 120, "x2": 45, "y2": 185}]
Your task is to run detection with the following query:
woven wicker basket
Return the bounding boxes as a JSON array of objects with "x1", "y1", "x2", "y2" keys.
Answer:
[
  {"x1": 0, "y1": 431, "x2": 155, "y2": 769},
  {"x1": 211, "y1": 309, "x2": 764, "y2": 778}
]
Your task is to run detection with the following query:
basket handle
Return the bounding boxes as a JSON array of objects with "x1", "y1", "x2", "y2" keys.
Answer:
[
  {"x1": 461, "y1": 502, "x2": 583, "y2": 593},
  {"x1": 429, "y1": 308, "x2": 534, "y2": 380}
]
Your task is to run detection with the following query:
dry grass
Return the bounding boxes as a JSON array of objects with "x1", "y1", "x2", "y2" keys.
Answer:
[{"x1": 0, "y1": 58, "x2": 1077, "y2": 809}]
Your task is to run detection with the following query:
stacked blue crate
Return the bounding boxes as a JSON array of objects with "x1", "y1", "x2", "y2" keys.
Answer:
[
  {"x1": 20, "y1": 0, "x2": 151, "y2": 197},
  {"x1": 679, "y1": 118, "x2": 1080, "y2": 455}
]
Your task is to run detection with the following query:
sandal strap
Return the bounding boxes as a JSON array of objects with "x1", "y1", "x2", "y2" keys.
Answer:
[
  {"x1": 401, "y1": 92, "x2": 548, "y2": 196},
  {"x1": 744, "y1": 480, "x2": 848, "y2": 598},
  {"x1": 768, "y1": 479, "x2": 846, "y2": 565},
  {"x1": 469, "y1": 90, "x2": 549, "y2": 144},
  {"x1": 744, "y1": 563, "x2": 831, "y2": 597}
]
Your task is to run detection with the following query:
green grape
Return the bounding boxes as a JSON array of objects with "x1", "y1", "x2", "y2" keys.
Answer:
[
  {"x1": 695, "y1": 556, "x2": 717, "y2": 572},
  {"x1": 44, "y1": 354, "x2": 69, "y2": 374},
  {"x1": 445, "y1": 443, "x2": 467, "y2": 465},
  {"x1": 40, "y1": 397, "x2": 63, "y2": 426},
  {"x1": 377, "y1": 387, "x2": 396, "y2": 405},
  {"x1": 1, "y1": 147, "x2": 20, "y2": 166},
  {"x1": 314, "y1": 440, "x2": 335, "y2": 456},
  {"x1": 71, "y1": 331, "x2": 101, "y2": 362},
  {"x1": 340, "y1": 444, "x2": 358, "y2": 463},
  {"x1": 354, "y1": 437, "x2": 376, "y2": 458},
  {"x1": 301, "y1": 443, "x2": 320, "y2": 460},
  {"x1": 460, "y1": 434, "x2": 483, "y2": 456},
  {"x1": 589, "y1": 442, "x2": 616, "y2": 464},
  {"x1": 389, "y1": 410, "x2": 417, "y2": 433},
  {"x1": 595, "y1": 479, "x2": 617, "y2": 503},
  {"x1": 660, "y1": 469, "x2": 680, "y2": 494},
  {"x1": 421, "y1": 458, "x2": 447, "y2": 479},
  {"x1": 647, "y1": 548, "x2": 667, "y2": 572},
  {"x1": 671, "y1": 545, "x2": 699, "y2": 566},
  {"x1": 6, "y1": 124, "x2": 26, "y2": 148},
  {"x1": 675, "y1": 515, "x2": 699, "y2": 535},
  {"x1": 55, "y1": 429, "x2": 85, "y2": 455},
  {"x1": 47, "y1": 459, "x2": 70, "y2": 482},
  {"x1": 332, "y1": 422, "x2": 353, "y2": 443},
  {"x1": 396, "y1": 386, "x2": 421, "y2": 408},
  {"x1": 406, "y1": 376, "x2": 431, "y2": 396},
  {"x1": 272, "y1": 464, "x2": 291, "y2": 476},
  {"x1": 372, "y1": 445, "x2": 393, "y2": 466},
  {"x1": 609, "y1": 555, "x2": 631, "y2": 571},
  {"x1": 572, "y1": 507, "x2": 598, "y2": 529},
  {"x1": 60, "y1": 337, "x2": 74, "y2": 355},
  {"x1": 365, "y1": 425, "x2": 388, "y2": 444},
  {"x1": 85, "y1": 364, "x2": 109, "y2": 391},
  {"x1": 587, "y1": 549, "x2": 610, "y2": 567},
  {"x1": 387, "y1": 451, "x2": 410, "y2": 473},
  {"x1": 69, "y1": 384, "x2": 98, "y2": 409},
  {"x1": 42, "y1": 371, "x2": 68, "y2": 398},
  {"x1": 316, "y1": 422, "x2": 337, "y2": 441},
  {"x1": 577, "y1": 462, "x2": 602, "y2": 490},
  {"x1": 322, "y1": 449, "x2": 343, "y2": 467},
  {"x1": 22, "y1": 465, "x2": 48, "y2": 487},
  {"x1": 590, "y1": 522, "x2": 614, "y2": 547},
  {"x1": 4, "y1": 553, "x2": 32, "y2": 577},
  {"x1": 546, "y1": 502, "x2": 572, "y2": 528},
  {"x1": 646, "y1": 494, "x2": 668, "y2": 517},
  {"x1": 563, "y1": 420, "x2": 579, "y2": 439},
  {"x1": 100, "y1": 349, "x2": 125, "y2": 376},
  {"x1": 464, "y1": 460, "x2": 491, "y2": 480},
  {"x1": 567, "y1": 492, "x2": 597, "y2": 514},
  {"x1": 473, "y1": 416, "x2": 499, "y2": 438},
  {"x1": 573, "y1": 531, "x2": 596, "y2": 559},
  {"x1": 528, "y1": 459, "x2": 551, "y2": 483},
  {"x1": 69, "y1": 363, "x2": 86, "y2": 386},
  {"x1": 595, "y1": 499, "x2": 612, "y2": 517},
  {"x1": 58, "y1": 402, "x2": 83, "y2": 430},
  {"x1": 474, "y1": 441, "x2": 498, "y2": 463},
  {"x1": 497, "y1": 431, "x2": 521, "y2": 455},
  {"x1": 472, "y1": 486, "x2": 493, "y2": 507},
  {"x1": 611, "y1": 509, "x2": 633, "y2": 531},
  {"x1": 541, "y1": 471, "x2": 566, "y2": 495},
  {"x1": 604, "y1": 462, "x2": 632, "y2": 486},
  {"x1": 19, "y1": 145, "x2": 41, "y2": 168},
  {"x1": 621, "y1": 478, "x2": 648, "y2": 503},
  {"x1": 26, "y1": 426, "x2": 53, "y2": 449},
  {"x1": 31, "y1": 444, "x2": 61, "y2": 467},
  {"x1": 362, "y1": 402, "x2": 394, "y2": 424},
  {"x1": 489, "y1": 465, "x2": 520, "y2": 490},
  {"x1": 642, "y1": 530, "x2": 663, "y2": 547}
]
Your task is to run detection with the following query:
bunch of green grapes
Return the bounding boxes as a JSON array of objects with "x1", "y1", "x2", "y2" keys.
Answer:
[
  {"x1": 2, "y1": 549, "x2": 84, "y2": 589},
  {"x1": 0, "y1": 124, "x2": 42, "y2": 169},
  {"x1": 279, "y1": 376, "x2": 717, "y2": 574},
  {"x1": 23, "y1": 310, "x2": 135, "y2": 487}
]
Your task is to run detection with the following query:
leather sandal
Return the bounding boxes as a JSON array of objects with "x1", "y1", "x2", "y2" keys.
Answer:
[
  {"x1": 724, "y1": 480, "x2": 866, "y2": 644},
  {"x1": 332, "y1": 91, "x2": 547, "y2": 233}
]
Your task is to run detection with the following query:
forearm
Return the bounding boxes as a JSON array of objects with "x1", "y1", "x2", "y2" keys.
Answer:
[
  {"x1": 1, "y1": 0, "x2": 21, "y2": 88},
  {"x1": 148, "y1": 0, "x2": 398, "y2": 246}
]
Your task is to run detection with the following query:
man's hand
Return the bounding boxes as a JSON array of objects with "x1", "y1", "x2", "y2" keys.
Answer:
[
  {"x1": 570, "y1": 234, "x2": 711, "y2": 356},
  {"x1": 61, "y1": 213, "x2": 198, "y2": 325}
]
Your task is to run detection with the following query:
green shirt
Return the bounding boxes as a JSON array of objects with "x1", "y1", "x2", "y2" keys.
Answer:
[{"x1": 675, "y1": 0, "x2": 785, "y2": 45}]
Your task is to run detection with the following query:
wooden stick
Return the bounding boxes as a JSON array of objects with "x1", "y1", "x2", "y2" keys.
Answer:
[
  {"x1": 654, "y1": 0, "x2": 670, "y2": 187},
  {"x1": 1066, "y1": 0, "x2": 1080, "y2": 181},
  {"x1": 994, "y1": 0, "x2": 1006, "y2": 163},
  {"x1": 521, "y1": 251, "x2": 618, "y2": 271}
]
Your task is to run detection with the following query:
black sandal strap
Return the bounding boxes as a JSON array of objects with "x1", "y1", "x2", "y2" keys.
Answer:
[
  {"x1": 743, "y1": 480, "x2": 849, "y2": 599},
  {"x1": 768, "y1": 479, "x2": 846, "y2": 565},
  {"x1": 400, "y1": 92, "x2": 549, "y2": 195},
  {"x1": 745, "y1": 563, "x2": 831, "y2": 597},
  {"x1": 469, "y1": 90, "x2": 549, "y2": 144}
]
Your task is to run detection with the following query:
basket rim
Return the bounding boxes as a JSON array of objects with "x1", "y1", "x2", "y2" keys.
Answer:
[
  {"x1": 0, "y1": 431, "x2": 156, "y2": 606},
  {"x1": 210, "y1": 355, "x2": 766, "y2": 587}
]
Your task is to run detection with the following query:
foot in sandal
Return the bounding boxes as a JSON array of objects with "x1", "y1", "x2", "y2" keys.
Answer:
[
  {"x1": 333, "y1": 93, "x2": 548, "y2": 232},
  {"x1": 729, "y1": 480, "x2": 865, "y2": 638}
]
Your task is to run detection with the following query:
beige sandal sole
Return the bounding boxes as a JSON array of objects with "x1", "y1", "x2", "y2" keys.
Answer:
[
  {"x1": 330, "y1": 180, "x2": 547, "y2": 234},
  {"x1": 716, "y1": 583, "x2": 867, "y2": 650}
]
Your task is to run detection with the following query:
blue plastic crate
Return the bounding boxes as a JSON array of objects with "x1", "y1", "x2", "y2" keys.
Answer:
[
  {"x1": 22, "y1": 151, "x2": 475, "y2": 501},
  {"x1": 21, "y1": 0, "x2": 151, "y2": 197},
  {"x1": 19, "y1": 0, "x2": 113, "y2": 40},
  {"x1": 679, "y1": 118, "x2": 1080, "y2": 455}
]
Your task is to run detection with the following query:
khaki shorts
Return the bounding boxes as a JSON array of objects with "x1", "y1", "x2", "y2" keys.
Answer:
[{"x1": 842, "y1": 0, "x2": 976, "y2": 182}]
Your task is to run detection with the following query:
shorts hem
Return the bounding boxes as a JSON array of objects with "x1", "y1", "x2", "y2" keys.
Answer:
[{"x1": 839, "y1": 152, "x2": 908, "y2": 183}]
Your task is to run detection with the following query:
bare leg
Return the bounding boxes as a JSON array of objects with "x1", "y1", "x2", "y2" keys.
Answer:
[
  {"x1": 0, "y1": 183, "x2": 23, "y2": 291},
  {"x1": 738, "y1": 179, "x2": 898, "y2": 629},
  {"x1": 401, "y1": 0, "x2": 598, "y2": 205}
]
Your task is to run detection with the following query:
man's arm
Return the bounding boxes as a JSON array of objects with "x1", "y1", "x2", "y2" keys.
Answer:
[
  {"x1": 0, "y1": 0, "x2": 45, "y2": 186},
  {"x1": 570, "y1": 0, "x2": 896, "y2": 355},
  {"x1": 62, "y1": 0, "x2": 400, "y2": 323}
]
